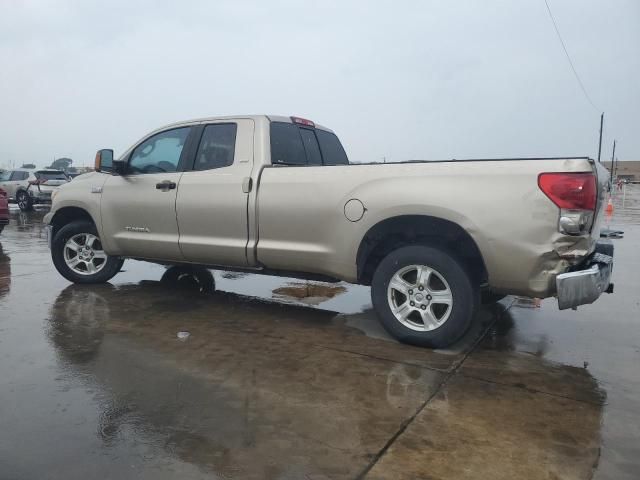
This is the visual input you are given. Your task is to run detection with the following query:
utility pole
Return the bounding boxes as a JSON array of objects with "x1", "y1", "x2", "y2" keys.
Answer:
[
  {"x1": 609, "y1": 140, "x2": 616, "y2": 185},
  {"x1": 597, "y1": 112, "x2": 604, "y2": 162}
]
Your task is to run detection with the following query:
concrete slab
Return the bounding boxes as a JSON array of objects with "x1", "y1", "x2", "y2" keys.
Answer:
[{"x1": 364, "y1": 374, "x2": 602, "y2": 480}]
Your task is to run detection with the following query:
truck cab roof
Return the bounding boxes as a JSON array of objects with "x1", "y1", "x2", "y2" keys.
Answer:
[{"x1": 156, "y1": 115, "x2": 334, "y2": 134}]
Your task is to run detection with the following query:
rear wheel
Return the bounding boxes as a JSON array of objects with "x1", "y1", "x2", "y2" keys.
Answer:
[
  {"x1": 52, "y1": 220, "x2": 123, "y2": 284},
  {"x1": 16, "y1": 191, "x2": 33, "y2": 212},
  {"x1": 371, "y1": 245, "x2": 477, "y2": 348}
]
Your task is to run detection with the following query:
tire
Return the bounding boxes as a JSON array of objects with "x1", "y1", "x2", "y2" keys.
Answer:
[
  {"x1": 52, "y1": 220, "x2": 124, "y2": 284},
  {"x1": 161, "y1": 266, "x2": 216, "y2": 293},
  {"x1": 16, "y1": 191, "x2": 33, "y2": 212},
  {"x1": 371, "y1": 245, "x2": 477, "y2": 348}
]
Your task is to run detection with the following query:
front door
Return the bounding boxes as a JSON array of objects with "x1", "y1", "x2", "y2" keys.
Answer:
[
  {"x1": 100, "y1": 126, "x2": 193, "y2": 261},
  {"x1": 176, "y1": 119, "x2": 255, "y2": 266}
]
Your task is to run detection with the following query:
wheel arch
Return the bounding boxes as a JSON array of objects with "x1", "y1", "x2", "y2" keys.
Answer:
[
  {"x1": 356, "y1": 215, "x2": 488, "y2": 286},
  {"x1": 50, "y1": 206, "x2": 97, "y2": 239}
]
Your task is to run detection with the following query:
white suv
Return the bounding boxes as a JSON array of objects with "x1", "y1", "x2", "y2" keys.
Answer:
[{"x1": 0, "y1": 169, "x2": 69, "y2": 211}]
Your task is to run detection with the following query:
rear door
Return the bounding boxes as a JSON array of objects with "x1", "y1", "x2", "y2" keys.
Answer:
[
  {"x1": 256, "y1": 121, "x2": 352, "y2": 275},
  {"x1": 100, "y1": 126, "x2": 194, "y2": 260},
  {"x1": 176, "y1": 119, "x2": 255, "y2": 266}
]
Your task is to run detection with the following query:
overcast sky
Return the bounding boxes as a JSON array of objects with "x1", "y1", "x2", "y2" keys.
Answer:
[{"x1": 0, "y1": 0, "x2": 638, "y2": 168}]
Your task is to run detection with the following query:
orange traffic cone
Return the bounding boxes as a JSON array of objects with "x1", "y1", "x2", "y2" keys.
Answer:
[{"x1": 605, "y1": 197, "x2": 614, "y2": 215}]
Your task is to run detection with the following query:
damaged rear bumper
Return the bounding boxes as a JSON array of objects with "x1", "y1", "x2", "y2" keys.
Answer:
[{"x1": 556, "y1": 241, "x2": 614, "y2": 310}]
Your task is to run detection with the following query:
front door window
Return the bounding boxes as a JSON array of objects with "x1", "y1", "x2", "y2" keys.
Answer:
[{"x1": 128, "y1": 127, "x2": 191, "y2": 174}]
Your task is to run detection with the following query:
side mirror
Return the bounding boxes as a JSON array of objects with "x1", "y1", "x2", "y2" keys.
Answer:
[{"x1": 94, "y1": 149, "x2": 114, "y2": 173}]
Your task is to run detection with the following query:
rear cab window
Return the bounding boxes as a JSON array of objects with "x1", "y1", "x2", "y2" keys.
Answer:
[
  {"x1": 270, "y1": 123, "x2": 307, "y2": 165},
  {"x1": 316, "y1": 129, "x2": 349, "y2": 165},
  {"x1": 270, "y1": 121, "x2": 349, "y2": 166}
]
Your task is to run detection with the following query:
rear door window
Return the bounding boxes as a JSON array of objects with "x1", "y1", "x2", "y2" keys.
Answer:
[
  {"x1": 270, "y1": 122, "x2": 306, "y2": 165},
  {"x1": 0, "y1": 171, "x2": 11, "y2": 181},
  {"x1": 316, "y1": 129, "x2": 349, "y2": 165},
  {"x1": 299, "y1": 128, "x2": 322, "y2": 166},
  {"x1": 194, "y1": 124, "x2": 237, "y2": 171}
]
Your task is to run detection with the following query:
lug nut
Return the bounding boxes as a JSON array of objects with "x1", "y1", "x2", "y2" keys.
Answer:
[
  {"x1": 418, "y1": 286, "x2": 424, "y2": 291},
  {"x1": 410, "y1": 301, "x2": 415, "y2": 307},
  {"x1": 421, "y1": 305, "x2": 427, "y2": 310},
  {"x1": 408, "y1": 289, "x2": 413, "y2": 295},
  {"x1": 427, "y1": 295, "x2": 432, "y2": 300}
]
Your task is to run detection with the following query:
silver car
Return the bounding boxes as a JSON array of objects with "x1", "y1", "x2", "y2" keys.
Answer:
[{"x1": 0, "y1": 168, "x2": 70, "y2": 211}]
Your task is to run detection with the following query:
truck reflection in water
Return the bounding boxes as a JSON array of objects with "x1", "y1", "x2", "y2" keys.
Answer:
[
  {"x1": 0, "y1": 243, "x2": 10, "y2": 298},
  {"x1": 46, "y1": 266, "x2": 446, "y2": 478},
  {"x1": 45, "y1": 266, "x2": 605, "y2": 478}
]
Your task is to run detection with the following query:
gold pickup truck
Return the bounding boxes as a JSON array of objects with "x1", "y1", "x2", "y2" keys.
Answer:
[{"x1": 44, "y1": 115, "x2": 614, "y2": 348}]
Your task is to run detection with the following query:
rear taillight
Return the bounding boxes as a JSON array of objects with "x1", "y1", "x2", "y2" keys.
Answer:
[
  {"x1": 538, "y1": 172, "x2": 597, "y2": 236},
  {"x1": 538, "y1": 173, "x2": 596, "y2": 210}
]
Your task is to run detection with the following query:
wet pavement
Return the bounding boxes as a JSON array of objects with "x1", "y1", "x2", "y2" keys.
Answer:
[{"x1": 0, "y1": 186, "x2": 639, "y2": 479}]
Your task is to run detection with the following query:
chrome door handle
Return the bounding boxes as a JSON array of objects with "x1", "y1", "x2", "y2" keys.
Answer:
[{"x1": 156, "y1": 180, "x2": 176, "y2": 190}]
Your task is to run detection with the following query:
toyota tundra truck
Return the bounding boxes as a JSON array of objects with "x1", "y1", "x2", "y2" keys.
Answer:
[{"x1": 43, "y1": 115, "x2": 614, "y2": 348}]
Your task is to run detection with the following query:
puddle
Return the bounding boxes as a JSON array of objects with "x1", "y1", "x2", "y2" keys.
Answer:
[{"x1": 272, "y1": 282, "x2": 347, "y2": 306}]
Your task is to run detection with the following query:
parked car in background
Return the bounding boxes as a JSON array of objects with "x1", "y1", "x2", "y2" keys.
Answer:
[
  {"x1": 0, "y1": 188, "x2": 8, "y2": 234},
  {"x1": 0, "y1": 169, "x2": 69, "y2": 211}
]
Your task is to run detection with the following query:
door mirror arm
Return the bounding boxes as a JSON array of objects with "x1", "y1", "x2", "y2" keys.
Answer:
[{"x1": 112, "y1": 159, "x2": 127, "y2": 176}]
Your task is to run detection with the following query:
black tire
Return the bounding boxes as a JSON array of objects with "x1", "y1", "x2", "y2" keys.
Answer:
[
  {"x1": 161, "y1": 266, "x2": 216, "y2": 293},
  {"x1": 16, "y1": 190, "x2": 33, "y2": 212},
  {"x1": 52, "y1": 220, "x2": 124, "y2": 284},
  {"x1": 371, "y1": 245, "x2": 477, "y2": 348}
]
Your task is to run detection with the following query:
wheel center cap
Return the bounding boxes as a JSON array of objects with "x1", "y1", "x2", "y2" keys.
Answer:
[{"x1": 415, "y1": 293, "x2": 424, "y2": 302}]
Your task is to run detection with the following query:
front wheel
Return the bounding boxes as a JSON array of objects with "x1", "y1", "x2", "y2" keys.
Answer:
[
  {"x1": 371, "y1": 245, "x2": 477, "y2": 348},
  {"x1": 52, "y1": 220, "x2": 124, "y2": 284},
  {"x1": 16, "y1": 191, "x2": 33, "y2": 211}
]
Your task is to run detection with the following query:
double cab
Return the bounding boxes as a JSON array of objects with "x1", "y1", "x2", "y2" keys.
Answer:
[{"x1": 44, "y1": 115, "x2": 614, "y2": 348}]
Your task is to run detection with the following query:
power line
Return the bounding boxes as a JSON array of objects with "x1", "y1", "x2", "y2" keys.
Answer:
[{"x1": 543, "y1": 0, "x2": 599, "y2": 112}]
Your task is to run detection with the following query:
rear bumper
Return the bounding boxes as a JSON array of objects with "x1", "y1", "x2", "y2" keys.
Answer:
[{"x1": 556, "y1": 241, "x2": 614, "y2": 310}]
